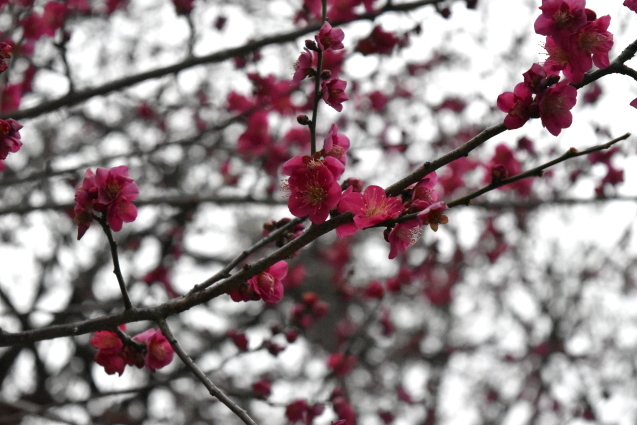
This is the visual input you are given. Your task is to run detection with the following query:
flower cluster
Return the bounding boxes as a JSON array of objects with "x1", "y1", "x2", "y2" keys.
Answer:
[
  {"x1": 90, "y1": 327, "x2": 174, "y2": 375},
  {"x1": 384, "y1": 172, "x2": 448, "y2": 259},
  {"x1": 282, "y1": 125, "x2": 349, "y2": 224},
  {"x1": 498, "y1": 0, "x2": 614, "y2": 136},
  {"x1": 293, "y1": 22, "x2": 349, "y2": 112},
  {"x1": 0, "y1": 118, "x2": 23, "y2": 170},
  {"x1": 73, "y1": 166, "x2": 139, "y2": 239}
]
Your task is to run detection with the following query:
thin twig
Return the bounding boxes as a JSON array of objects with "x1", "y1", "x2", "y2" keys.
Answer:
[
  {"x1": 190, "y1": 217, "x2": 306, "y2": 293},
  {"x1": 447, "y1": 133, "x2": 631, "y2": 208},
  {"x1": 308, "y1": 0, "x2": 328, "y2": 155},
  {"x1": 0, "y1": 0, "x2": 449, "y2": 121},
  {"x1": 95, "y1": 215, "x2": 133, "y2": 310},
  {"x1": 157, "y1": 319, "x2": 258, "y2": 425}
]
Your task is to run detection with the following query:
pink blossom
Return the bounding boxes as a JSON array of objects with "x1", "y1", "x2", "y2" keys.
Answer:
[
  {"x1": 522, "y1": 63, "x2": 558, "y2": 94},
  {"x1": 252, "y1": 380, "x2": 272, "y2": 399},
  {"x1": 534, "y1": 0, "x2": 587, "y2": 38},
  {"x1": 386, "y1": 219, "x2": 421, "y2": 259},
  {"x1": 248, "y1": 261, "x2": 288, "y2": 303},
  {"x1": 172, "y1": 0, "x2": 194, "y2": 14},
  {"x1": 73, "y1": 166, "x2": 138, "y2": 239},
  {"x1": 133, "y1": 329, "x2": 175, "y2": 372},
  {"x1": 1, "y1": 84, "x2": 22, "y2": 112},
  {"x1": 497, "y1": 83, "x2": 538, "y2": 130},
  {"x1": 416, "y1": 201, "x2": 449, "y2": 232},
  {"x1": 369, "y1": 91, "x2": 389, "y2": 111},
  {"x1": 0, "y1": 119, "x2": 23, "y2": 161},
  {"x1": 338, "y1": 185, "x2": 404, "y2": 233},
  {"x1": 283, "y1": 154, "x2": 345, "y2": 181},
  {"x1": 0, "y1": 42, "x2": 11, "y2": 75},
  {"x1": 90, "y1": 330, "x2": 123, "y2": 355},
  {"x1": 356, "y1": 25, "x2": 400, "y2": 56},
  {"x1": 321, "y1": 77, "x2": 349, "y2": 112},
  {"x1": 228, "y1": 281, "x2": 260, "y2": 302},
  {"x1": 73, "y1": 169, "x2": 98, "y2": 239},
  {"x1": 409, "y1": 173, "x2": 439, "y2": 212},
  {"x1": 90, "y1": 326, "x2": 144, "y2": 376},
  {"x1": 315, "y1": 21, "x2": 345, "y2": 51},
  {"x1": 322, "y1": 123, "x2": 350, "y2": 165},
  {"x1": 237, "y1": 111, "x2": 271, "y2": 158},
  {"x1": 327, "y1": 353, "x2": 357, "y2": 376},
  {"x1": 630, "y1": 98, "x2": 637, "y2": 109},
  {"x1": 583, "y1": 82, "x2": 602, "y2": 104},
  {"x1": 543, "y1": 36, "x2": 590, "y2": 83},
  {"x1": 626, "y1": 0, "x2": 637, "y2": 12},
  {"x1": 42, "y1": 1, "x2": 67, "y2": 36},
  {"x1": 577, "y1": 15, "x2": 613, "y2": 69},
  {"x1": 95, "y1": 166, "x2": 139, "y2": 232},
  {"x1": 286, "y1": 162, "x2": 343, "y2": 224},
  {"x1": 485, "y1": 144, "x2": 532, "y2": 196},
  {"x1": 537, "y1": 79, "x2": 577, "y2": 136},
  {"x1": 292, "y1": 48, "x2": 314, "y2": 83}
]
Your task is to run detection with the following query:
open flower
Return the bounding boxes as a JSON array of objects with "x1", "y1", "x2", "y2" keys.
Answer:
[
  {"x1": 315, "y1": 21, "x2": 345, "y2": 51},
  {"x1": 292, "y1": 48, "x2": 314, "y2": 83},
  {"x1": 321, "y1": 77, "x2": 348, "y2": 112},
  {"x1": 537, "y1": 79, "x2": 577, "y2": 136},
  {"x1": 386, "y1": 219, "x2": 422, "y2": 259},
  {"x1": 248, "y1": 261, "x2": 288, "y2": 303},
  {"x1": 74, "y1": 166, "x2": 139, "y2": 238},
  {"x1": 497, "y1": 83, "x2": 537, "y2": 130},
  {"x1": 133, "y1": 329, "x2": 175, "y2": 372},
  {"x1": 337, "y1": 185, "x2": 403, "y2": 237}
]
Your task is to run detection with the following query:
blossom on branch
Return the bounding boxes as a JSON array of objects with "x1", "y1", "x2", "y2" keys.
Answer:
[
  {"x1": 337, "y1": 185, "x2": 404, "y2": 237},
  {"x1": 537, "y1": 79, "x2": 577, "y2": 136},
  {"x1": 316, "y1": 22, "x2": 345, "y2": 51},
  {"x1": 321, "y1": 77, "x2": 349, "y2": 112},
  {"x1": 132, "y1": 329, "x2": 175, "y2": 372},
  {"x1": 248, "y1": 261, "x2": 289, "y2": 303},
  {"x1": 73, "y1": 166, "x2": 139, "y2": 239},
  {"x1": 0, "y1": 118, "x2": 23, "y2": 161}
]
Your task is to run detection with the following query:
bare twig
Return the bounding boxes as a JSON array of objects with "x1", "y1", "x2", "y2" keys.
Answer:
[
  {"x1": 95, "y1": 215, "x2": 133, "y2": 310},
  {"x1": 157, "y1": 319, "x2": 258, "y2": 425},
  {"x1": 190, "y1": 216, "x2": 306, "y2": 293}
]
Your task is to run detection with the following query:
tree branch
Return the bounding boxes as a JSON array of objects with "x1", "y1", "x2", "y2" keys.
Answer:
[
  {"x1": 446, "y1": 133, "x2": 631, "y2": 208},
  {"x1": 0, "y1": 0, "x2": 449, "y2": 121},
  {"x1": 95, "y1": 215, "x2": 133, "y2": 311},
  {"x1": 157, "y1": 319, "x2": 258, "y2": 425}
]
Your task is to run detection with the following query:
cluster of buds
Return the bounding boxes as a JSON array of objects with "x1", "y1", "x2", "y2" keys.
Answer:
[
  {"x1": 89, "y1": 326, "x2": 174, "y2": 375},
  {"x1": 290, "y1": 292, "x2": 329, "y2": 328},
  {"x1": 293, "y1": 22, "x2": 349, "y2": 112}
]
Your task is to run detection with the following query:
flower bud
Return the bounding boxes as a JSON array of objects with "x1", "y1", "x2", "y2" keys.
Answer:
[{"x1": 296, "y1": 114, "x2": 310, "y2": 125}]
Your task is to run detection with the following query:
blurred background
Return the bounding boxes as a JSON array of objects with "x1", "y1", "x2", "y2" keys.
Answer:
[{"x1": 1, "y1": 0, "x2": 637, "y2": 423}]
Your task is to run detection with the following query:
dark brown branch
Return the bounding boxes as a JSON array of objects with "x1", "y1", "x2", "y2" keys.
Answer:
[
  {"x1": 1, "y1": 35, "x2": 634, "y2": 347},
  {"x1": 95, "y1": 215, "x2": 133, "y2": 310},
  {"x1": 447, "y1": 133, "x2": 631, "y2": 208},
  {"x1": 157, "y1": 319, "x2": 258, "y2": 425},
  {"x1": 471, "y1": 195, "x2": 637, "y2": 210},
  {"x1": 189, "y1": 217, "x2": 306, "y2": 293}
]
